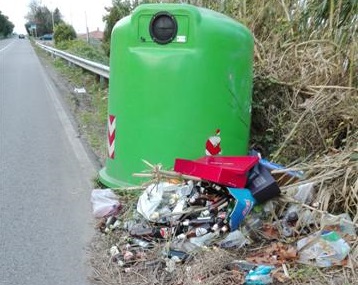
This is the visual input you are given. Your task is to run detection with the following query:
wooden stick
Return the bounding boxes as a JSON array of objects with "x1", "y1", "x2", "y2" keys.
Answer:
[
  {"x1": 142, "y1": 159, "x2": 155, "y2": 169},
  {"x1": 112, "y1": 186, "x2": 146, "y2": 191},
  {"x1": 133, "y1": 168, "x2": 202, "y2": 182},
  {"x1": 132, "y1": 173, "x2": 153, "y2": 178},
  {"x1": 158, "y1": 169, "x2": 202, "y2": 181},
  {"x1": 307, "y1": 85, "x2": 357, "y2": 90}
]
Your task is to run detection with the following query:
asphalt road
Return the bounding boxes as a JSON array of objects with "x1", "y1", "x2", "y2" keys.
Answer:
[{"x1": 0, "y1": 38, "x2": 96, "y2": 284}]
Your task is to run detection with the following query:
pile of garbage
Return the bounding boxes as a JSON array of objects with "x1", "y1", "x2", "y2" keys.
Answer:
[{"x1": 91, "y1": 153, "x2": 357, "y2": 284}]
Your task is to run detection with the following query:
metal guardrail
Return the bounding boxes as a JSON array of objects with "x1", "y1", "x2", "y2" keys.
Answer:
[{"x1": 36, "y1": 42, "x2": 110, "y2": 79}]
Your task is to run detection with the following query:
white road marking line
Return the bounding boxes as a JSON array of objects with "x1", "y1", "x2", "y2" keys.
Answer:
[
  {"x1": 0, "y1": 41, "x2": 15, "y2": 53},
  {"x1": 41, "y1": 64, "x2": 97, "y2": 176}
]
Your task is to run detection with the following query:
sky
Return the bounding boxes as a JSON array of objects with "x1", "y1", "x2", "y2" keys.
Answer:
[{"x1": 0, "y1": 0, "x2": 113, "y2": 34}]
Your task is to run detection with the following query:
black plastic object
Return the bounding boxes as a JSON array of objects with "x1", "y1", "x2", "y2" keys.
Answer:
[
  {"x1": 149, "y1": 11, "x2": 178, "y2": 44},
  {"x1": 246, "y1": 163, "x2": 281, "y2": 203},
  {"x1": 167, "y1": 250, "x2": 190, "y2": 262}
]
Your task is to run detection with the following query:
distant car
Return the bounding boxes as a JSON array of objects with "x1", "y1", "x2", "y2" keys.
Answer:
[
  {"x1": 18, "y1": 34, "x2": 25, "y2": 39},
  {"x1": 39, "y1": 34, "x2": 53, "y2": 41}
]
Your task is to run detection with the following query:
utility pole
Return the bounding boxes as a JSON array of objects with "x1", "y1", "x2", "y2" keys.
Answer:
[
  {"x1": 52, "y1": 10, "x2": 55, "y2": 33},
  {"x1": 85, "y1": 11, "x2": 89, "y2": 43},
  {"x1": 49, "y1": 1, "x2": 55, "y2": 33}
]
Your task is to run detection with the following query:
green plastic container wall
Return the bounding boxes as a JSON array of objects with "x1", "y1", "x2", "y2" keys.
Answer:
[{"x1": 99, "y1": 4, "x2": 254, "y2": 187}]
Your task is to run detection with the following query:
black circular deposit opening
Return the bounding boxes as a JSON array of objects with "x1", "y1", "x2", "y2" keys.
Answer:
[{"x1": 149, "y1": 12, "x2": 177, "y2": 44}]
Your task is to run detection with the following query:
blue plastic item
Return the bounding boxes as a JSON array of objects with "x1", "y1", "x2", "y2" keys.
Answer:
[
  {"x1": 245, "y1": 265, "x2": 274, "y2": 285},
  {"x1": 227, "y1": 188, "x2": 256, "y2": 231}
]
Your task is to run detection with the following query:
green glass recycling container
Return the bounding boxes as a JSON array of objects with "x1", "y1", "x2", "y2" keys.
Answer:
[{"x1": 99, "y1": 3, "x2": 254, "y2": 187}]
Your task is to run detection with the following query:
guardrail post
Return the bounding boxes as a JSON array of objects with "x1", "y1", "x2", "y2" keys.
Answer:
[
  {"x1": 94, "y1": 74, "x2": 108, "y2": 89},
  {"x1": 99, "y1": 76, "x2": 107, "y2": 89}
]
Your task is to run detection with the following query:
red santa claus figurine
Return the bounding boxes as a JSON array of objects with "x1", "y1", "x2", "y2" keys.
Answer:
[{"x1": 205, "y1": 129, "x2": 222, "y2": 156}]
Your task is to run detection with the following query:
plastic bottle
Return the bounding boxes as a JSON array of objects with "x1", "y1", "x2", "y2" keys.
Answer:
[
  {"x1": 218, "y1": 230, "x2": 247, "y2": 248},
  {"x1": 225, "y1": 260, "x2": 256, "y2": 271},
  {"x1": 189, "y1": 231, "x2": 219, "y2": 247},
  {"x1": 242, "y1": 216, "x2": 263, "y2": 242}
]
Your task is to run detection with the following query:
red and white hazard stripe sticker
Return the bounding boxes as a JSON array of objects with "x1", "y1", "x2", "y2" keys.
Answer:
[
  {"x1": 205, "y1": 129, "x2": 221, "y2": 156},
  {"x1": 107, "y1": 115, "x2": 116, "y2": 159}
]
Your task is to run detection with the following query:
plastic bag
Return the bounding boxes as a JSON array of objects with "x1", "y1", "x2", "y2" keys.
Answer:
[
  {"x1": 284, "y1": 182, "x2": 314, "y2": 221},
  {"x1": 245, "y1": 265, "x2": 274, "y2": 284},
  {"x1": 91, "y1": 189, "x2": 121, "y2": 218},
  {"x1": 137, "y1": 182, "x2": 192, "y2": 222},
  {"x1": 321, "y1": 213, "x2": 356, "y2": 236},
  {"x1": 297, "y1": 230, "x2": 350, "y2": 267},
  {"x1": 137, "y1": 182, "x2": 176, "y2": 222}
]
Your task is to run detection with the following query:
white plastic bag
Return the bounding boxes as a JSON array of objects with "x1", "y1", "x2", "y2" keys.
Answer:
[
  {"x1": 137, "y1": 182, "x2": 177, "y2": 221},
  {"x1": 91, "y1": 189, "x2": 120, "y2": 218},
  {"x1": 137, "y1": 181, "x2": 193, "y2": 222}
]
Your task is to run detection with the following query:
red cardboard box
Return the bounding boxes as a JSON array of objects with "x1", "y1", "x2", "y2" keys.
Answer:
[{"x1": 174, "y1": 156, "x2": 259, "y2": 188}]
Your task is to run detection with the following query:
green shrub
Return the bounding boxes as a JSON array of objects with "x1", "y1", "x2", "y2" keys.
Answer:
[
  {"x1": 55, "y1": 39, "x2": 109, "y2": 65},
  {"x1": 54, "y1": 23, "x2": 76, "y2": 44}
]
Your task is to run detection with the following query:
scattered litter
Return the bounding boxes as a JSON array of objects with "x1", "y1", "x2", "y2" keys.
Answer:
[
  {"x1": 297, "y1": 230, "x2": 350, "y2": 267},
  {"x1": 74, "y1": 87, "x2": 86, "y2": 94},
  {"x1": 321, "y1": 213, "x2": 357, "y2": 237},
  {"x1": 246, "y1": 162, "x2": 281, "y2": 203},
  {"x1": 283, "y1": 182, "x2": 314, "y2": 222},
  {"x1": 91, "y1": 152, "x2": 357, "y2": 284},
  {"x1": 226, "y1": 259, "x2": 257, "y2": 271},
  {"x1": 218, "y1": 229, "x2": 249, "y2": 248},
  {"x1": 91, "y1": 189, "x2": 121, "y2": 218},
  {"x1": 250, "y1": 149, "x2": 304, "y2": 187},
  {"x1": 174, "y1": 156, "x2": 259, "y2": 187},
  {"x1": 137, "y1": 182, "x2": 192, "y2": 223},
  {"x1": 226, "y1": 188, "x2": 256, "y2": 231},
  {"x1": 245, "y1": 265, "x2": 275, "y2": 284}
]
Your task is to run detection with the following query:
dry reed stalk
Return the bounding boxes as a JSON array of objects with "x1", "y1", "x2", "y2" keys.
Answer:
[{"x1": 132, "y1": 159, "x2": 202, "y2": 182}]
